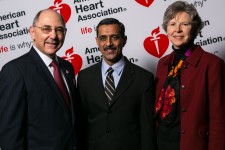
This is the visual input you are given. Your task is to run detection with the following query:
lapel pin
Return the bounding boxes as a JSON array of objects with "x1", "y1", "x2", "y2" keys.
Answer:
[
  {"x1": 66, "y1": 70, "x2": 69, "y2": 74},
  {"x1": 73, "y1": 79, "x2": 76, "y2": 85}
]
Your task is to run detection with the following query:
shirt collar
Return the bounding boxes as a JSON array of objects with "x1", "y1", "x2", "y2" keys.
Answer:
[
  {"x1": 33, "y1": 45, "x2": 57, "y2": 66},
  {"x1": 102, "y1": 56, "x2": 125, "y2": 76}
]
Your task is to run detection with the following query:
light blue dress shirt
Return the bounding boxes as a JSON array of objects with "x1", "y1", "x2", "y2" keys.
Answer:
[{"x1": 101, "y1": 56, "x2": 125, "y2": 88}]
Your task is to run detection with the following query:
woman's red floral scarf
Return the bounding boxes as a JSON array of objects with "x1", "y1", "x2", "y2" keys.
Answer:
[
  {"x1": 155, "y1": 48, "x2": 192, "y2": 123},
  {"x1": 155, "y1": 59, "x2": 183, "y2": 122}
]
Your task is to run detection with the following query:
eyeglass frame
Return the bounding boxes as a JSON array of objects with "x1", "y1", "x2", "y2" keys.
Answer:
[{"x1": 33, "y1": 26, "x2": 67, "y2": 35}]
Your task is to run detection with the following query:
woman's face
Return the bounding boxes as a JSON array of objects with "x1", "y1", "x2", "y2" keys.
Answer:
[{"x1": 167, "y1": 12, "x2": 192, "y2": 49}]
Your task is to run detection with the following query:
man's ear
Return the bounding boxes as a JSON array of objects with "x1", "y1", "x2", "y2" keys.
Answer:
[
  {"x1": 29, "y1": 26, "x2": 35, "y2": 41},
  {"x1": 95, "y1": 37, "x2": 99, "y2": 46},
  {"x1": 123, "y1": 36, "x2": 127, "y2": 47}
]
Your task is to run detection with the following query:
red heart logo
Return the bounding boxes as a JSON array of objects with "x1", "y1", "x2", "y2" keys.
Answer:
[
  {"x1": 62, "y1": 47, "x2": 83, "y2": 75},
  {"x1": 144, "y1": 26, "x2": 169, "y2": 58},
  {"x1": 135, "y1": 0, "x2": 154, "y2": 7},
  {"x1": 49, "y1": 0, "x2": 71, "y2": 23}
]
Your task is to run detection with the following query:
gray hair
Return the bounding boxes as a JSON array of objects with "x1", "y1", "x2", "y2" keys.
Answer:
[{"x1": 162, "y1": 1, "x2": 204, "y2": 40}]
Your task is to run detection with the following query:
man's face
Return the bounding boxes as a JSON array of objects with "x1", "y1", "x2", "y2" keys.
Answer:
[
  {"x1": 96, "y1": 24, "x2": 127, "y2": 66},
  {"x1": 29, "y1": 10, "x2": 66, "y2": 58}
]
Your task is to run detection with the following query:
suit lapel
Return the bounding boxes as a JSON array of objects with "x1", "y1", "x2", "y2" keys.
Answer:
[
  {"x1": 29, "y1": 48, "x2": 61, "y2": 95},
  {"x1": 94, "y1": 63, "x2": 110, "y2": 107},
  {"x1": 58, "y1": 57, "x2": 76, "y2": 121},
  {"x1": 110, "y1": 60, "x2": 135, "y2": 106},
  {"x1": 29, "y1": 48, "x2": 72, "y2": 122},
  {"x1": 58, "y1": 57, "x2": 76, "y2": 101}
]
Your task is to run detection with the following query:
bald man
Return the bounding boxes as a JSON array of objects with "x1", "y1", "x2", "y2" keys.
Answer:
[{"x1": 0, "y1": 9, "x2": 77, "y2": 150}]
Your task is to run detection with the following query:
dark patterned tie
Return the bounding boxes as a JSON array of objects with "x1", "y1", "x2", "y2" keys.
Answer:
[
  {"x1": 105, "y1": 67, "x2": 115, "y2": 104},
  {"x1": 50, "y1": 60, "x2": 71, "y2": 111}
]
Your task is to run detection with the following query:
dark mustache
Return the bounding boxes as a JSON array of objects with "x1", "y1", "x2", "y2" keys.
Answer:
[{"x1": 104, "y1": 46, "x2": 116, "y2": 51}]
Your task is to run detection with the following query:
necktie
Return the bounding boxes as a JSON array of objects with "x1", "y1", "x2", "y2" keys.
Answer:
[
  {"x1": 50, "y1": 60, "x2": 71, "y2": 111},
  {"x1": 105, "y1": 67, "x2": 115, "y2": 104}
]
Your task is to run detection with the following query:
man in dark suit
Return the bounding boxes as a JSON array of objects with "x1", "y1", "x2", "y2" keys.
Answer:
[
  {"x1": 77, "y1": 18, "x2": 156, "y2": 150},
  {"x1": 0, "y1": 9, "x2": 77, "y2": 150}
]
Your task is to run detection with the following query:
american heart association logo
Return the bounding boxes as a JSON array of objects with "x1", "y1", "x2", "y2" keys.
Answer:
[
  {"x1": 143, "y1": 26, "x2": 169, "y2": 58},
  {"x1": 62, "y1": 47, "x2": 83, "y2": 75},
  {"x1": 135, "y1": 0, "x2": 154, "y2": 7},
  {"x1": 49, "y1": 0, "x2": 71, "y2": 23}
]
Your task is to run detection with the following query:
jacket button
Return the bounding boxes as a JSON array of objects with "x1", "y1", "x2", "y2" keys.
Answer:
[
  {"x1": 183, "y1": 65, "x2": 187, "y2": 69},
  {"x1": 182, "y1": 108, "x2": 187, "y2": 112},
  {"x1": 181, "y1": 130, "x2": 185, "y2": 134},
  {"x1": 181, "y1": 85, "x2": 186, "y2": 89},
  {"x1": 106, "y1": 129, "x2": 111, "y2": 134}
]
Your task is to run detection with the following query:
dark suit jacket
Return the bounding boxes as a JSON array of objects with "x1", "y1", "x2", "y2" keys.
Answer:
[
  {"x1": 155, "y1": 45, "x2": 225, "y2": 150},
  {"x1": 0, "y1": 47, "x2": 77, "y2": 150},
  {"x1": 77, "y1": 58, "x2": 156, "y2": 150}
]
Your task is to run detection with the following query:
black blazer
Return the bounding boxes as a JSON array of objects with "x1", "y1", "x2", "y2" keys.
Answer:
[
  {"x1": 0, "y1": 47, "x2": 77, "y2": 150},
  {"x1": 77, "y1": 58, "x2": 156, "y2": 150}
]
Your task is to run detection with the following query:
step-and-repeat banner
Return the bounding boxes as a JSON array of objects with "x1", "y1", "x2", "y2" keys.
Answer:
[{"x1": 1, "y1": 0, "x2": 225, "y2": 75}]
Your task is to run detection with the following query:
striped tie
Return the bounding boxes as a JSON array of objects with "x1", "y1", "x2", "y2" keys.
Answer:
[{"x1": 105, "y1": 67, "x2": 115, "y2": 104}]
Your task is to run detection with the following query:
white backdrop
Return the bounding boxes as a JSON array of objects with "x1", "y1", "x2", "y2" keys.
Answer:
[{"x1": 1, "y1": 0, "x2": 225, "y2": 75}]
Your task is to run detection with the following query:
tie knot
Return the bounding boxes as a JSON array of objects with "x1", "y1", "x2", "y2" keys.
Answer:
[
  {"x1": 107, "y1": 67, "x2": 114, "y2": 74},
  {"x1": 50, "y1": 60, "x2": 58, "y2": 68}
]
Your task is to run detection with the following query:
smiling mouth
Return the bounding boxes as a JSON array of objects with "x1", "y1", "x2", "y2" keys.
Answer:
[
  {"x1": 46, "y1": 41, "x2": 57, "y2": 44},
  {"x1": 173, "y1": 35, "x2": 184, "y2": 38},
  {"x1": 45, "y1": 42, "x2": 59, "y2": 49}
]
